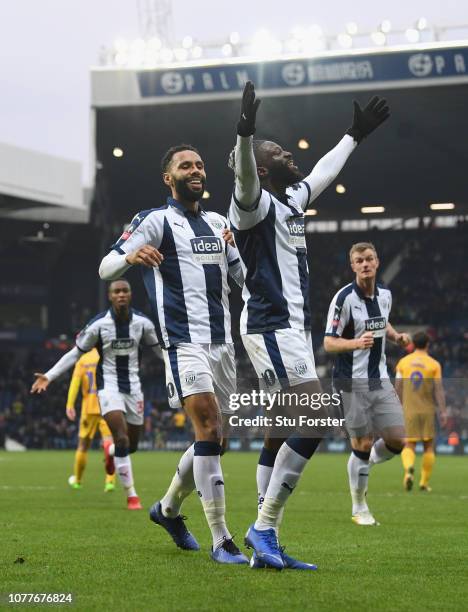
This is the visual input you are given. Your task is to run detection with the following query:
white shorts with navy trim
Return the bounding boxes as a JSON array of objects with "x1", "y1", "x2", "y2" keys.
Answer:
[
  {"x1": 242, "y1": 328, "x2": 318, "y2": 393},
  {"x1": 163, "y1": 343, "x2": 236, "y2": 414},
  {"x1": 97, "y1": 389, "x2": 145, "y2": 426}
]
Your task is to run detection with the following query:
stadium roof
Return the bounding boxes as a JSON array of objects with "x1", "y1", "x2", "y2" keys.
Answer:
[{"x1": 92, "y1": 43, "x2": 468, "y2": 223}]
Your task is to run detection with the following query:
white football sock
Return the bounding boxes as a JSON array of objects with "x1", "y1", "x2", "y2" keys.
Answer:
[
  {"x1": 114, "y1": 454, "x2": 137, "y2": 498},
  {"x1": 255, "y1": 443, "x2": 308, "y2": 531},
  {"x1": 347, "y1": 452, "x2": 370, "y2": 514},
  {"x1": 193, "y1": 450, "x2": 231, "y2": 549},
  {"x1": 161, "y1": 444, "x2": 195, "y2": 518},
  {"x1": 256, "y1": 462, "x2": 285, "y2": 532},
  {"x1": 369, "y1": 438, "x2": 397, "y2": 466},
  {"x1": 257, "y1": 463, "x2": 273, "y2": 510}
]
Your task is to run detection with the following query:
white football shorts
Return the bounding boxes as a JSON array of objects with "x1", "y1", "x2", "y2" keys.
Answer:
[
  {"x1": 163, "y1": 343, "x2": 236, "y2": 415},
  {"x1": 242, "y1": 328, "x2": 318, "y2": 393},
  {"x1": 97, "y1": 389, "x2": 144, "y2": 426}
]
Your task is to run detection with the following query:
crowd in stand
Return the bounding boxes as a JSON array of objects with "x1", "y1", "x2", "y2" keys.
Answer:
[{"x1": 1, "y1": 226, "x2": 467, "y2": 449}]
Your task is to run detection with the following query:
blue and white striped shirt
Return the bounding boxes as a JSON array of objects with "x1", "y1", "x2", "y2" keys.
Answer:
[
  {"x1": 111, "y1": 198, "x2": 240, "y2": 348},
  {"x1": 325, "y1": 281, "x2": 392, "y2": 382},
  {"x1": 76, "y1": 308, "x2": 158, "y2": 394},
  {"x1": 229, "y1": 183, "x2": 311, "y2": 335}
]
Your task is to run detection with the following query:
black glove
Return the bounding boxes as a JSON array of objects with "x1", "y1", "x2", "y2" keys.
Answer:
[
  {"x1": 347, "y1": 96, "x2": 390, "y2": 143},
  {"x1": 237, "y1": 81, "x2": 261, "y2": 137}
]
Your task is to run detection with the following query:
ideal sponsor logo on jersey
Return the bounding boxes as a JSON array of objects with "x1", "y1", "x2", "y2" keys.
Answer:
[
  {"x1": 286, "y1": 217, "x2": 306, "y2": 248},
  {"x1": 190, "y1": 236, "x2": 223, "y2": 264},
  {"x1": 364, "y1": 316, "x2": 386, "y2": 337},
  {"x1": 111, "y1": 338, "x2": 135, "y2": 354}
]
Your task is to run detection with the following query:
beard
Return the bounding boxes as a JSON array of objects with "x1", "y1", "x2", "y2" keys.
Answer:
[
  {"x1": 174, "y1": 177, "x2": 206, "y2": 202},
  {"x1": 270, "y1": 163, "x2": 305, "y2": 186}
]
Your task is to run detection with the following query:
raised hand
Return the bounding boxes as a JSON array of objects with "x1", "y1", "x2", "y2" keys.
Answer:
[
  {"x1": 347, "y1": 96, "x2": 390, "y2": 143},
  {"x1": 237, "y1": 81, "x2": 261, "y2": 137}
]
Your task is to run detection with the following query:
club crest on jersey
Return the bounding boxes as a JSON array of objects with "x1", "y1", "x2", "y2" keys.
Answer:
[
  {"x1": 184, "y1": 371, "x2": 197, "y2": 385},
  {"x1": 209, "y1": 220, "x2": 224, "y2": 230},
  {"x1": 365, "y1": 316, "x2": 386, "y2": 338},
  {"x1": 294, "y1": 359, "x2": 308, "y2": 376},
  {"x1": 111, "y1": 338, "x2": 135, "y2": 354},
  {"x1": 190, "y1": 236, "x2": 223, "y2": 264},
  {"x1": 286, "y1": 217, "x2": 306, "y2": 248}
]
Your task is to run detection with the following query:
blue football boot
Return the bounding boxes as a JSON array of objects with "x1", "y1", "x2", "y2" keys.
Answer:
[
  {"x1": 211, "y1": 538, "x2": 249, "y2": 564},
  {"x1": 244, "y1": 525, "x2": 283, "y2": 569},
  {"x1": 149, "y1": 501, "x2": 200, "y2": 551},
  {"x1": 250, "y1": 547, "x2": 317, "y2": 570}
]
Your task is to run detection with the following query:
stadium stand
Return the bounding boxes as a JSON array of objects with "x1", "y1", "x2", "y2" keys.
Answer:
[{"x1": 1, "y1": 223, "x2": 467, "y2": 449}]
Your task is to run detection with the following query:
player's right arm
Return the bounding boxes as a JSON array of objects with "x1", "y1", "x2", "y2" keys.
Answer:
[
  {"x1": 99, "y1": 211, "x2": 164, "y2": 280},
  {"x1": 31, "y1": 319, "x2": 100, "y2": 394},
  {"x1": 31, "y1": 346, "x2": 82, "y2": 394},
  {"x1": 232, "y1": 81, "x2": 262, "y2": 210},
  {"x1": 324, "y1": 333, "x2": 374, "y2": 353},
  {"x1": 323, "y1": 289, "x2": 374, "y2": 353}
]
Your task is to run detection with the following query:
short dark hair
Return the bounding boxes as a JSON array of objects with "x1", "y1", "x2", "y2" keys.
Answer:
[
  {"x1": 252, "y1": 139, "x2": 269, "y2": 166},
  {"x1": 108, "y1": 278, "x2": 131, "y2": 291},
  {"x1": 413, "y1": 331, "x2": 430, "y2": 349},
  {"x1": 161, "y1": 144, "x2": 200, "y2": 173}
]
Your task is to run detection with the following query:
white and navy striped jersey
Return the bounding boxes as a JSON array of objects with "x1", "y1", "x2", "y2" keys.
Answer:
[
  {"x1": 228, "y1": 182, "x2": 311, "y2": 335},
  {"x1": 325, "y1": 281, "x2": 392, "y2": 382},
  {"x1": 111, "y1": 198, "x2": 240, "y2": 349},
  {"x1": 76, "y1": 308, "x2": 158, "y2": 395}
]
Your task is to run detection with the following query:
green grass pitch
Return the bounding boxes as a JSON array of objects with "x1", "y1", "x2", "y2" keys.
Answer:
[{"x1": 1, "y1": 450, "x2": 466, "y2": 611}]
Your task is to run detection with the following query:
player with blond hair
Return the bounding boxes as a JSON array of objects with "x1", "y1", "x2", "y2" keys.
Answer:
[{"x1": 325, "y1": 242, "x2": 410, "y2": 525}]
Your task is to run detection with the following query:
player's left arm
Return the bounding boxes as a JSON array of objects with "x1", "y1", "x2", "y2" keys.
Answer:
[
  {"x1": 386, "y1": 322, "x2": 411, "y2": 347},
  {"x1": 297, "y1": 96, "x2": 390, "y2": 211},
  {"x1": 433, "y1": 363, "x2": 448, "y2": 427}
]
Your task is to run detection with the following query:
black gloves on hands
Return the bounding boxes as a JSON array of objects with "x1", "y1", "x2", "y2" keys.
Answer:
[
  {"x1": 347, "y1": 96, "x2": 390, "y2": 143},
  {"x1": 237, "y1": 81, "x2": 261, "y2": 137}
]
